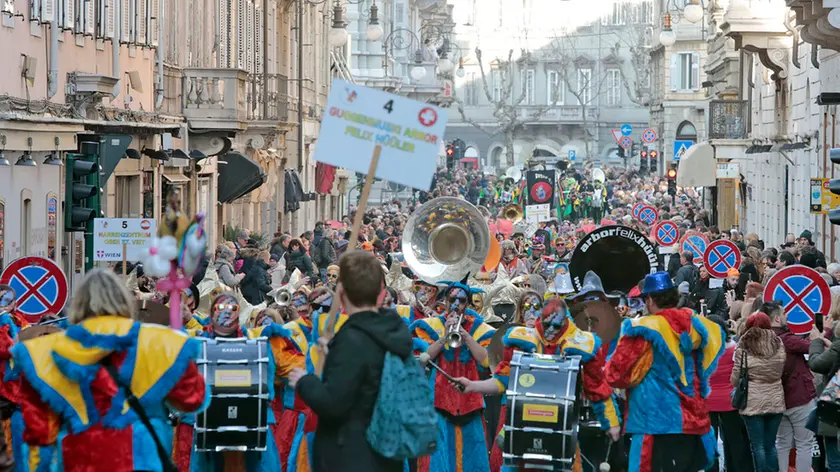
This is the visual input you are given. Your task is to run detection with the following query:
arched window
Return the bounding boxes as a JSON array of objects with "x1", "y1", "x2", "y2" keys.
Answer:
[{"x1": 676, "y1": 121, "x2": 697, "y2": 140}]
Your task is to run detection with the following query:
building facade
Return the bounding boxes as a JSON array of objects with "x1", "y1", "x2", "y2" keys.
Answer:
[
  {"x1": 446, "y1": 0, "x2": 654, "y2": 171},
  {"x1": 0, "y1": 0, "x2": 343, "y2": 288}
]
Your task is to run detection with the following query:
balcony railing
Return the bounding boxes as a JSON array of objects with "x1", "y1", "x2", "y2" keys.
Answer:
[
  {"x1": 181, "y1": 68, "x2": 289, "y2": 129},
  {"x1": 516, "y1": 106, "x2": 599, "y2": 122},
  {"x1": 709, "y1": 100, "x2": 749, "y2": 139}
]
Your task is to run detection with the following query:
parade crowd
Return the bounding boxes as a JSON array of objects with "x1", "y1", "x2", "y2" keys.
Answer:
[{"x1": 2, "y1": 163, "x2": 840, "y2": 472}]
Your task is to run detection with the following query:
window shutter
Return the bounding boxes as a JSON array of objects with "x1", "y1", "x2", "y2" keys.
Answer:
[
  {"x1": 236, "y1": 0, "x2": 245, "y2": 69},
  {"x1": 669, "y1": 53, "x2": 679, "y2": 91},
  {"x1": 546, "y1": 71, "x2": 553, "y2": 104},
  {"x1": 691, "y1": 52, "x2": 700, "y2": 90},
  {"x1": 245, "y1": 0, "x2": 253, "y2": 72},
  {"x1": 42, "y1": 0, "x2": 55, "y2": 22},
  {"x1": 255, "y1": 5, "x2": 263, "y2": 73},
  {"x1": 85, "y1": 0, "x2": 94, "y2": 35},
  {"x1": 219, "y1": 0, "x2": 230, "y2": 67},
  {"x1": 136, "y1": 0, "x2": 146, "y2": 44},
  {"x1": 73, "y1": 0, "x2": 82, "y2": 32},
  {"x1": 149, "y1": 0, "x2": 157, "y2": 45},
  {"x1": 96, "y1": 0, "x2": 104, "y2": 36},
  {"x1": 120, "y1": 0, "x2": 130, "y2": 41},
  {"x1": 105, "y1": 0, "x2": 115, "y2": 38},
  {"x1": 30, "y1": 0, "x2": 38, "y2": 21}
]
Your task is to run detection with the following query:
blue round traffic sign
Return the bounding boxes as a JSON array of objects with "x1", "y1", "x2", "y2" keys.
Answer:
[
  {"x1": 621, "y1": 124, "x2": 632, "y2": 136},
  {"x1": 764, "y1": 265, "x2": 830, "y2": 335},
  {"x1": 638, "y1": 205, "x2": 658, "y2": 226},
  {"x1": 679, "y1": 231, "x2": 709, "y2": 264},
  {"x1": 0, "y1": 256, "x2": 68, "y2": 323},
  {"x1": 642, "y1": 128, "x2": 657, "y2": 144},
  {"x1": 653, "y1": 221, "x2": 679, "y2": 246},
  {"x1": 703, "y1": 239, "x2": 741, "y2": 279}
]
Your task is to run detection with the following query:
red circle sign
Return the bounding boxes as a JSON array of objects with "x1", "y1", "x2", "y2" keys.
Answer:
[
  {"x1": 0, "y1": 256, "x2": 69, "y2": 323},
  {"x1": 530, "y1": 182, "x2": 553, "y2": 204},
  {"x1": 679, "y1": 231, "x2": 709, "y2": 264},
  {"x1": 703, "y1": 239, "x2": 742, "y2": 279},
  {"x1": 763, "y1": 265, "x2": 830, "y2": 334},
  {"x1": 653, "y1": 221, "x2": 679, "y2": 246},
  {"x1": 632, "y1": 203, "x2": 644, "y2": 218},
  {"x1": 140, "y1": 219, "x2": 151, "y2": 230},
  {"x1": 637, "y1": 205, "x2": 658, "y2": 225},
  {"x1": 418, "y1": 107, "x2": 438, "y2": 127}
]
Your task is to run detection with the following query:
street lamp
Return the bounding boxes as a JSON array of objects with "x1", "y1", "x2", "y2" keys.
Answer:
[
  {"x1": 659, "y1": 14, "x2": 676, "y2": 46},
  {"x1": 683, "y1": 0, "x2": 704, "y2": 23},
  {"x1": 437, "y1": 55, "x2": 454, "y2": 74},
  {"x1": 410, "y1": 51, "x2": 427, "y2": 81},
  {"x1": 365, "y1": 1, "x2": 383, "y2": 41},
  {"x1": 329, "y1": 0, "x2": 349, "y2": 48},
  {"x1": 456, "y1": 59, "x2": 466, "y2": 78}
]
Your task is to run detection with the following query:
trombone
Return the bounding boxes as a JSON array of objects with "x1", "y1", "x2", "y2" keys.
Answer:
[{"x1": 444, "y1": 312, "x2": 465, "y2": 348}]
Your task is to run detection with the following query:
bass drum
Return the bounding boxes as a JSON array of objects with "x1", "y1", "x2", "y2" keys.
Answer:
[{"x1": 569, "y1": 225, "x2": 657, "y2": 295}]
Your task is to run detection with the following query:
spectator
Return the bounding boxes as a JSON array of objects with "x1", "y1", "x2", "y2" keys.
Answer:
[
  {"x1": 779, "y1": 250, "x2": 797, "y2": 268},
  {"x1": 289, "y1": 251, "x2": 411, "y2": 472},
  {"x1": 270, "y1": 234, "x2": 291, "y2": 260},
  {"x1": 694, "y1": 265, "x2": 728, "y2": 318},
  {"x1": 828, "y1": 263, "x2": 840, "y2": 285},
  {"x1": 235, "y1": 229, "x2": 250, "y2": 252},
  {"x1": 288, "y1": 238, "x2": 315, "y2": 279},
  {"x1": 731, "y1": 312, "x2": 786, "y2": 472},
  {"x1": 674, "y1": 250, "x2": 699, "y2": 292},
  {"x1": 808, "y1": 313, "x2": 840, "y2": 471},
  {"x1": 241, "y1": 250, "x2": 273, "y2": 305},
  {"x1": 767, "y1": 300, "x2": 818, "y2": 472},
  {"x1": 707, "y1": 314, "x2": 754, "y2": 472},
  {"x1": 214, "y1": 244, "x2": 244, "y2": 288},
  {"x1": 313, "y1": 229, "x2": 337, "y2": 283}
]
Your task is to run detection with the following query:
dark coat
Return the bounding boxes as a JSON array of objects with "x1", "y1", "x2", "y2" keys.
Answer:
[
  {"x1": 241, "y1": 260, "x2": 272, "y2": 305},
  {"x1": 296, "y1": 310, "x2": 412, "y2": 472},
  {"x1": 288, "y1": 249, "x2": 314, "y2": 278},
  {"x1": 773, "y1": 326, "x2": 817, "y2": 409},
  {"x1": 808, "y1": 337, "x2": 840, "y2": 435}
]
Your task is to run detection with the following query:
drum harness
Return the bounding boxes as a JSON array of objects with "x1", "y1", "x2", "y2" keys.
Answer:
[{"x1": 102, "y1": 358, "x2": 179, "y2": 472}]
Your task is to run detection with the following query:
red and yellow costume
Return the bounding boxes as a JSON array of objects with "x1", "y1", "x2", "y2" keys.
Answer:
[
  {"x1": 8, "y1": 316, "x2": 206, "y2": 472},
  {"x1": 605, "y1": 307, "x2": 724, "y2": 471}
]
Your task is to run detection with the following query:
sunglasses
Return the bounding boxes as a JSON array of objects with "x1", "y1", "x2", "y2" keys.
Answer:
[
  {"x1": 448, "y1": 295, "x2": 468, "y2": 303},
  {"x1": 292, "y1": 297, "x2": 308, "y2": 307},
  {"x1": 523, "y1": 302, "x2": 542, "y2": 311},
  {"x1": 327, "y1": 273, "x2": 338, "y2": 279},
  {"x1": 215, "y1": 303, "x2": 240, "y2": 312}
]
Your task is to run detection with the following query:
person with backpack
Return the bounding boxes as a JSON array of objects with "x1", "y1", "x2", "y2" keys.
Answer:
[{"x1": 289, "y1": 251, "x2": 418, "y2": 472}]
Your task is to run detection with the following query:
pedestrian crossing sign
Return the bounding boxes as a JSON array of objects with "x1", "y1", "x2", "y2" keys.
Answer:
[{"x1": 674, "y1": 140, "x2": 694, "y2": 161}]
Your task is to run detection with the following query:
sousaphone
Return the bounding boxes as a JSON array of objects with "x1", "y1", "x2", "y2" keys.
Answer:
[
  {"x1": 402, "y1": 197, "x2": 491, "y2": 284},
  {"x1": 567, "y1": 225, "x2": 658, "y2": 343}
]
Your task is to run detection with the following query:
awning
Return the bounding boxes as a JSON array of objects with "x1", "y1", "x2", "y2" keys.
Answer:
[
  {"x1": 162, "y1": 173, "x2": 190, "y2": 183},
  {"x1": 676, "y1": 142, "x2": 716, "y2": 187},
  {"x1": 217, "y1": 151, "x2": 267, "y2": 204}
]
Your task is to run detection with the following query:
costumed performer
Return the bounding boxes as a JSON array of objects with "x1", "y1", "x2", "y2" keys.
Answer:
[
  {"x1": 410, "y1": 279, "x2": 495, "y2": 472},
  {"x1": 395, "y1": 279, "x2": 439, "y2": 327},
  {"x1": 8, "y1": 269, "x2": 207, "y2": 472},
  {"x1": 0, "y1": 285, "x2": 26, "y2": 472},
  {"x1": 187, "y1": 292, "x2": 299, "y2": 472},
  {"x1": 499, "y1": 241, "x2": 528, "y2": 279},
  {"x1": 604, "y1": 272, "x2": 725, "y2": 472},
  {"x1": 456, "y1": 297, "x2": 621, "y2": 472}
]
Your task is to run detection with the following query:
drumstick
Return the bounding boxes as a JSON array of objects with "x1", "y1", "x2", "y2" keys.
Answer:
[{"x1": 417, "y1": 353, "x2": 465, "y2": 392}]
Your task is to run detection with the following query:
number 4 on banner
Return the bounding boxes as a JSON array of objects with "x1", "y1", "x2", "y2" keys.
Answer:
[{"x1": 384, "y1": 100, "x2": 394, "y2": 113}]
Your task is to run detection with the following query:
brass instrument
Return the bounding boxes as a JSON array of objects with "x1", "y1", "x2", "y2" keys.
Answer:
[
  {"x1": 275, "y1": 290, "x2": 292, "y2": 306},
  {"x1": 502, "y1": 203, "x2": 524, "y2": 224},
  {"x1": 402, "y1": 197, "x2": 491, "y2": 284},
  {"x1": 444, "y1": 312, "x2": 466, "y2": 348},
  {"x1": 505, "y1": 166, "x2": 522, "y2": 182}
]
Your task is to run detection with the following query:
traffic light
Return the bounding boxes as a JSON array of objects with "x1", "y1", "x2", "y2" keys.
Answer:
[
  {"x1": 445, "y1": 142, "x2": 456, "y2": 169},
  {"x1": 667, "y1": 165, "x2": 677, "y2": 196},
  {"x1": 640, "y1": 150, "x2": 648, "y2": 173},
  {"x1": 649, "y1": 150, "x2": 659, "y2": 173},
  {"x1": 829, "y1": 148, "x2": 840, "y2": 224},
  {"x1": 65, "y1": 141, "x2": 102, "y2": 232},
  {"x1": 617, "y1": 147, "x2": 626, "y2": 159},
  {"x1": 452, "y1": 138, "x2": 466, "y2": 159},
  {"x1": 631, "y1": 142, "x2": 638, "y2": 160}
]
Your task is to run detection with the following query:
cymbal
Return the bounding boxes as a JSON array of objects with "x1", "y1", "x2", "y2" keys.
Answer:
[
  {"x1": 488, "y1": 323, "x2": 518, "y2": 372},
  {"x1": 572, "y1": 300, "x2": 622, "y2": 345}
]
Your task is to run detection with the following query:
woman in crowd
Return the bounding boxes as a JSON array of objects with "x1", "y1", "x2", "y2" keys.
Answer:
[
  {"x1": 809, "y1": 299, "x2": 840, "y2": 471},
  {"x1": 288, "y1": 238, "x2": 315, "y2": 278},
  {"x1": 731, "y1": 311, "x2": 787, "y2": 472},
  {"x1": 214, "y1": 244, "x2": 244, "y2": 288}
]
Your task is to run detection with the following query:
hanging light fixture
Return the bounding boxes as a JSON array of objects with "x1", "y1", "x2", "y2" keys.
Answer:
[
  {"x1": 365, "y1": 1, "x2": 383, "y2": 41},
  {"x1": 16, "y1": 151, "x2": 36, "y2": 167},
  {"x1": 456, "y1": 58, "x2": 466, "y2": 78},
  {"x1": 43, "y1": 137, "x2": 62, "y2": 166},
  {"x1": 683, "y1": 0, "x2": 704, "y2": 24},
  {"x1": 0, "y1": 136, "x2": 8, "y2": 166},
  {"x1": 410, "y1": 49, "x2": 427, "y2": 81},
  {"x1": 659, "y1": 14, "x2": 676, "y2": 47},
  {"x1": 437, "y1": 54, "x2": 454, "y2": 74},
  {"x1": 328, "y1": 0, "x2": 349, "y2": 48}
]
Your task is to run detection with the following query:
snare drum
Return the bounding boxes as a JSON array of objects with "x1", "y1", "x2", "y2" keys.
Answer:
[
  {"x1": 503, "y1": 351, "x2": 582, "y2": 471},
  {"x1": 194, "y1": 337, "x2": 270, "y2": 452}
]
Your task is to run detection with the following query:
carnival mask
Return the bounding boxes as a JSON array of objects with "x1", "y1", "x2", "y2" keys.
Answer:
[
  {"x1": 326, "y1": 268, "x2": 339, "y2": 284},
  {"x1": 541, "y1": 302, "x2": 569, "y2": 341},
  {"x1": 470, "y1": 293, "x2": 484, "y2": 312},
  {"x1": 0, "y1": 289, "x2": 15, "y2": 314},
  {"x1": 413, "y1": 283, "x2": 437, "y2": 307},
  {"x1": 523, "y1": 296, "x2": 543, "y2": 327},
  {"x1": 447, "y1": 288, "x2": 468, "y2": 314},
  {"x1": 254, "y1": 310, "x2": 274, "y2": 327},
  {"x1": 503, "y1": 249, "x2": 515, "y2": 262},
  {"x1": 213, "y1": 300, "x2": 240, "y2": 335}
]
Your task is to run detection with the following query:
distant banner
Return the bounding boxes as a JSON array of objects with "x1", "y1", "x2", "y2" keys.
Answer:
[{"x1": 525, "y1": 169, "x2": 556, "y2": 211}]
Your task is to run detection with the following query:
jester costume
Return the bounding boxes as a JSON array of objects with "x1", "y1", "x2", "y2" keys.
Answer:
[
  {"x1": 410, "y1": 281, "x2": 495, "y2": 472},
  {"x1": 490, "y1": 300, "x2": 620, "y2": 472},
  {"x1": 0, "y1": 309, "x2": 26, "y2": 472},
  {"x1": 8, "y1": 316, "x2": 207, "y2": 472},
  {"x1": 604, "y1": 273, "x2": 724, "y2": 472}
]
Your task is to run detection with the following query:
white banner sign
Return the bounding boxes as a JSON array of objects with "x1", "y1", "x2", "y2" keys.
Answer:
[
  {"x1": 525, "y1": 204, "x2": 551, "y2": 223},
  {"x1": 716, "y1": 162, "x2": 739, "y2": 179},
  {"x1": 93, "y1": 218, "x2": 157, "y2": 262}
]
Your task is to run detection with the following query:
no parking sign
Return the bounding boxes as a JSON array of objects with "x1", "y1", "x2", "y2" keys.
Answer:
[
  {"x1": 763, "y1": 265, "x2": 830, "y2": 335},
  {"x1": 703, "y1": 240, "x2": 741, "y2": 279},
  {"x1": 632, "y1": 203, "x2": 644, "y2": 219},
  {"x1": 0, "y1": 256, "x2": 69, "y2": 323},
  {"x1": 637, "y1": 205, "x2": 658, "y2": 226},
  {"x1": 653, "y1": 221, "x2": 679, "y2": 246},
  {"x1": 679, "y1": 231, "x2": 709, "y2": 264}
]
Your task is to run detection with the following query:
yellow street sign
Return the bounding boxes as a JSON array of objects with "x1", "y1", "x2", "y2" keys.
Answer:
[{"x1": 810, "y1": 178, "x2": 840, "y2": 214}]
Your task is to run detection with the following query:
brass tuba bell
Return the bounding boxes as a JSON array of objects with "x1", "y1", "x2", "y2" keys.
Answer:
[
  {"x1": 402, "y1": 197, "x2": 491, "y2": 284},
  {"x1": 502, "y1": 203, "x2": 524, "y2": 224}
]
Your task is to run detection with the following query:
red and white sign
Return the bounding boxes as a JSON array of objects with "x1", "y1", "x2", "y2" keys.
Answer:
[
  {"x1": 763, "y1": 265, "x2": 830, "y2": 335},
  {"x1": 679, "y1": 231, "x2": 709, "y2": 264},
  {"x1": 418, "y1": 107, "x2": 438, "y2": 127},
  {"x1": 703, "y1": 239, "x2": 741, "y2": 279},
  {"x1": 653, "y1": 221, "x2": 679, "y2": 246},
  {"x1": 620, "y1": 136, "x2": 633, "y2": 150},
  {"x1": 637, "y1": 205, "x2": 658, "y2": 225},
  {"x1": 632, "y1": 203, "x2": 645, "y2": 218},
  {"x1": 0, "y1": 256, "x2": 68, "y2": 323},
  {"x1": 642, "y1": 128, "x2": 658, "y2": 144},
  {"x1": 140, "y1": 219, "x2": 152, "y2": 230},
  {"x1": 611, "y1": 129, "x2": 623, "y2": 144}
]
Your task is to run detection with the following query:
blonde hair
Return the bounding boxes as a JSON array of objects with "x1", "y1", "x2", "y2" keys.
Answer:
[
  {"x1": 829, "y1": 291, "x2": 840, "y2": 322},
  {"x1": 69, "y1": 269, "x2": 135, "y2": 324}
]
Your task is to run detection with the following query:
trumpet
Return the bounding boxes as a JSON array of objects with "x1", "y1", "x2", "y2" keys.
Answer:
[
  {"x1": 276, "y1": 290, "x2": 292, "y2": 306},
  {"x1": 444, "y1": 312, "x2": 465, "y2": 348}
]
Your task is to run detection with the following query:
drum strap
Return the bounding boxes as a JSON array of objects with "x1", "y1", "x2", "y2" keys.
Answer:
[{"x1": 103, "y1": 361, "x2": 178, "y2": 472}]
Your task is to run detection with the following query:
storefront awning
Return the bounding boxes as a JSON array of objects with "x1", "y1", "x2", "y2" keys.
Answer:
[
  {"x1": 217, "y1": 151, "x2": 267, "y2": 204},
  {"x1": 676, "y1": 142, "x2": 716, "y2": 187}
]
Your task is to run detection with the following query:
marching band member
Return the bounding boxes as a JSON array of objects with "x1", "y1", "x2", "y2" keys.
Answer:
[
  {"x1": 605, "y1": 272, "x2": 725, "y2": 472},
  {"x1": 396, "y1": 279, "x2": 439, "y2": 326},
  {"x1": 0, "y1": 285, "x2": 25, "y2": 471},
  {"x1": 455, "y1": 297, "x2": 621, "y2": 472},
  {"x1": 324, "y1": 265, "x2": 339, "y2": 291},
  {"x1": 410, "y1": 280, "x2": 495, "y2": 472},
  {"x1": 499, "y1": 241, "x2": 528, "y2": 278},
  {"x1": 8, "y1": 269, "x2": 207, "y2": 472}
]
